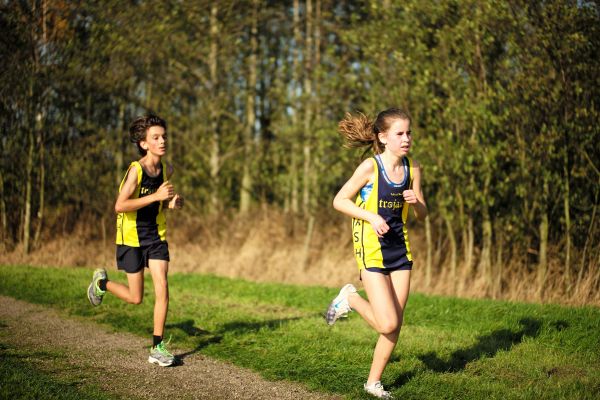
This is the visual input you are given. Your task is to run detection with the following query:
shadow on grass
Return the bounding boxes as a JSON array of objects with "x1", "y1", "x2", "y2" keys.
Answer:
[
  {"x1": 167, "y1": 319, "x2": 211, "y2": 337},
  {"x1": 416, "y1": 317, "x2": 544, "y2": 374},
  {"x1": 166, "y1": 319, "x2": 222, "y2": 365},
  {"x1": 389, "y1": 317, "x2": 552, "y2": 389},
  {"x1": 169, "y1": 317, "x2": 302, "y2": 365},
  {"x1": 220, "y1": 317, "x2": 302, "y2": 334}
]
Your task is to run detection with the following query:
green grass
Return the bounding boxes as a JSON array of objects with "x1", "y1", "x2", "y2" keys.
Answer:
[
  {"x1": 0, "y1": 341, "x2": 117, "y2": 400},
  {"x1": 1, "y1": 264, "x2": 599, "y2": 399}
]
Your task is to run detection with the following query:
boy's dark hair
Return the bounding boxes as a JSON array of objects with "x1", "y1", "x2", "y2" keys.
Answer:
[{"x1": 129, "y1": 114, "x2": 167, "y2": 156}]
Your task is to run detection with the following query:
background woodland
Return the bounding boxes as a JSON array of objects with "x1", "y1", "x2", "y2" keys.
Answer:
[{"x1": 1, "y1": 0, "x2": 599, "y2": 305}]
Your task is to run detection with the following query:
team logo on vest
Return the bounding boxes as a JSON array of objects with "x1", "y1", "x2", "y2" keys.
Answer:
[
  {"x1": 379, "y1": 199, "x2": 404, "y2": 211},
  {"x1": 140, "y1": 186, "x2": 157, "y2": 196}
]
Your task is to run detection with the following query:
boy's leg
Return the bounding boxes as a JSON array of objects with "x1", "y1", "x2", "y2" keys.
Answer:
[
  {"x1": 148, "y1": 259, "x2": 169, "y2": 338},
  {"x1": 94, "y1": 245, "x2": 145, "y2": 304},
  {"x1": 106, "y1": 271, "x2": 144, "y2": 304},
  {"x1": 147, "y1": 259, "x2": 174, "y2": 367}
]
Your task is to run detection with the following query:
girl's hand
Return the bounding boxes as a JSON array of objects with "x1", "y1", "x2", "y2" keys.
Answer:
[
  {"x1": 155, "y1": 181, "x2": 174, "y2": 201},
  {"x1": 168, "y1": 193, "x2": 184, "y2": 209},
  {"x1": 402, "y1": 189, "x2": 418, "y2": 204},
  {"x1": 369, "y1": 214, "x2": 389, "y2": 238}
]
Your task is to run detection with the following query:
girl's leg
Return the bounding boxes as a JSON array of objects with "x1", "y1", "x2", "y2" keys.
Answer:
[
  {"x1": 347, "y1": 288, "x2": 377, "y2": 330},
  {"x1": 389, "y1": 269, "x2": 411, "y2": 326},
  {"x1": 349, "y1": 270, "x2": 402, "y2": 384},
  {"x1": 367, "y1": 270, "x2": 410, "y2": 384},
  {"x1": 347, "y1": 271, "x2": 399, "y2": 333},
  {"x1": 148, "y1": 259, "x2": 169, "y2": 338},
  {"x1": 106, "y1": 270, "x2": 144, "y2": 304}
]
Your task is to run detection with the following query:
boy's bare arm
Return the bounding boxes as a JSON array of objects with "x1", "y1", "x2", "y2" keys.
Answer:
[
  {"x1": 115, "y1": 165, "x2": 174, "y2": 213},
  {"x1": 164, "y1": 163, "x2": 184, "y2": 210}
]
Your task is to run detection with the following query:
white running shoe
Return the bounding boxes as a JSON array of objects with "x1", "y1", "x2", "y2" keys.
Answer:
[
  {"x1": 148, "y1": 340, "x2": 175, "y2": 367},
  {"x1": 364, "y1": 381, "x2": 393, "y2": 399},
  {"x1": 87, "y1": 268, "x2": 107, "y2": 306},
  {"x1": 324, "y1": 283, "x2": 357, "y2": 325}
]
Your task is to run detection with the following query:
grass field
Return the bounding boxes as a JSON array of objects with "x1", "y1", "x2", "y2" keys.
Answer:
[
  {"x1": 1, "y1": 264, "x2": 599, "y2": 399},
  {"x1": 0, "y1": 341, "x2": 115, "y2": 400}
]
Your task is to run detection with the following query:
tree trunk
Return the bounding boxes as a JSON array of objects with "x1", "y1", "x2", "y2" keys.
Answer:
[
  {"x1": 425, "y1": 214, "x2": 432, "y2": 287},
  {"x1": 290, "y1": 0, "x2": 301, "y2": 214},
  {"x1": 24, "y1": 67, "x2": 36, "y2": 253},
  {"x1": 563, "y1": 161, "x2": 572, "y2": 290},
  {"x1": 23, "y1": 0, "x2": 42, "y2": 254},
  {"x1": 0, "y1": 169, "x2": 7, "y2": 242},
  {"x1": 577, "y1": 187, "x2": 598, "y2": 290},
  {"x1": 537, "y1": 179, "x2": 549, "y2": 300},
  {"x1": 240, "y1": 0, "x2": 258, "y2": 213},
  {"x1": 33, "y1": 126, "x2": 45, "y2": 247},
  {"x1": 465, "y1": 216, "x2": 474, "y2": 277},
  {"x1": 146, "y1": 81, "x2": 153, "y2": 111},
  {"x1": 478, "y1": 206, "x2": 492, "y2": 288},
  {"x1": 116, "y1": 104, "x2": 125, "y2": 185},
  {"x1": 209, "y1": 3, "x2": 220, "y2": 214},
  {"x1": 302, "y1": 0, "x2": 313, "y2": 215},
  {"x1": 311, "y1": 0, "x2": 321, "y2": 203},
  {"x1": 537, "y1": 211, "x2": 549, "y2": 300},
  {"x1": 494, "y1": 226, "x2": 503, "y2": 298},
  {"x1": 302, "y1": 215, "x2": 315, "y2": 270},
  {"x1": 443, "y1": 214, "x2": 457, "y2": 294},
  {"x1": 456, "y1": 190, "x2": 469, "y2": 293},
  {"x1": 559, "y1": 63, "x2": 572, "y2": 293},
  {"x1": 101, "y1": 216, "x2": 106, "y2": 250},
  {"x1": 23, "y1": 125, "x2": 34, "y2": 254},
  {"x1": 32, "y1": 0, "x2": 48, "y2": 250}
]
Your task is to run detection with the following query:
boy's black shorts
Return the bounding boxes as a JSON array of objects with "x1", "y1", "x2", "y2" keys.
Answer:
[{"x1": 116, "y1": 242, "x2": 170, "y2": 273}]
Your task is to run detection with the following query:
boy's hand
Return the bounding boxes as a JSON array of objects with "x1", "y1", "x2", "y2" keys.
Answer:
[
  {"x1": 168, "y1": 193, "x2": 184, "y2": 209},
  {"x1": 155, "y1": 181, "x2": 174, "y2": 201}
]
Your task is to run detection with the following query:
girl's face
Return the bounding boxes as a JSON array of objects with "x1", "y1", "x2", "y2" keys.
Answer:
[
  {"x1": 141, "y1": 126, "x2": 167, "y2": 156},
  {"x1": 379, "y1": 118, "x2": 411, "y2": 157}
]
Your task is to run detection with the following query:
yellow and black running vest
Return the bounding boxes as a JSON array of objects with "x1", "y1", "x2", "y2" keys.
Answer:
[
  {"x1": 116, "y1": 161, "x2": 167, "y2": 247},
  {"x1": 352, "y1": 155, "x2": 413, "y2": 271}
]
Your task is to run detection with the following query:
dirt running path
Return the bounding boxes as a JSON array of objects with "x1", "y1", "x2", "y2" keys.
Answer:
[{"x1": 0, "y1": 296, "x2": 341, "y2": 400}]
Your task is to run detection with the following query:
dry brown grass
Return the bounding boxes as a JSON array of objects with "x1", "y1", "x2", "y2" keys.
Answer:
[{"x1": 2, "y1": 210, "x2": 598, "y2": 307}]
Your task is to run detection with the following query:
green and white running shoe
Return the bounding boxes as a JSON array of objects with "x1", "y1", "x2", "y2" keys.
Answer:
[
  {"x1": 325, "y1": 283, "x2": 357, "y2": 325},
  {"x1": 87, "y1": 268, "x2": 107, "y2": 306},
  {"x1": 148, "y1": 341, "x2": 175, "y2": 367},
  {"x1": 364, "y1": 381, "x2": 393, "y2": 399}
]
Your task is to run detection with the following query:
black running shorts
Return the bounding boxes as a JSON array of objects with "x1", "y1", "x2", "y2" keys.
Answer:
[{"x1": 116, "y1": 242, "x2": 170, "y2": 273}]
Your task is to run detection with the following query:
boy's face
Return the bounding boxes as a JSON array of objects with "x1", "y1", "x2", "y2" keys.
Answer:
[{"x1": 141, "y1": 126, "x2": 167, "y2": 156}]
